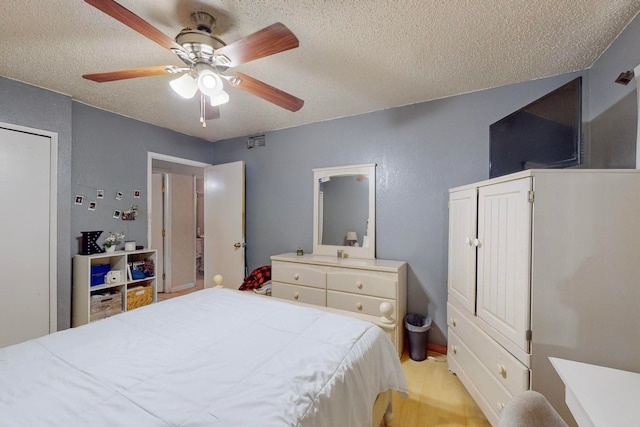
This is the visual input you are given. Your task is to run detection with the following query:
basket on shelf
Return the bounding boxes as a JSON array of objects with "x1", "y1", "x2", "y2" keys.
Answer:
[
  {"x1": 127, "y1": 285, "x2": 153, "y2": 310},
  {"x1": 90, "y1": 291, "x2": 122, "y2": 321}
]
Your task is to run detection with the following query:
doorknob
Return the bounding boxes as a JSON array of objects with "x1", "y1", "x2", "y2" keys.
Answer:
[{"x1": 233, "y1": 242, "x2": 246, "y2": 249}]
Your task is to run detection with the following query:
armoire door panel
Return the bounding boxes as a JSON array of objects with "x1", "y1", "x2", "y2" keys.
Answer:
[
  {"x1": 477, "y1": 177, "x2": 532, "y2": 352},
  {"x1": 448, "y1": 187, "x2": 478, "y2": 313}
]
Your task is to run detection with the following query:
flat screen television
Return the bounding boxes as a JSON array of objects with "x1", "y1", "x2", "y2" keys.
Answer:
[{"x1": 489, "y1": 77, "x2": 582, "y2": 178}]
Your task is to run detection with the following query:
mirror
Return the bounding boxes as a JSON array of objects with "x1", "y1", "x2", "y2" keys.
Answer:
[{"x1": 313, "y1": 163, "x2": 376, "y2": 259}]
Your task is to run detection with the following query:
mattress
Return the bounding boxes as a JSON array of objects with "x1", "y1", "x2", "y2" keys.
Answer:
[{"x1": 0, "y1": 288, "x2": 407, "y2": 426}]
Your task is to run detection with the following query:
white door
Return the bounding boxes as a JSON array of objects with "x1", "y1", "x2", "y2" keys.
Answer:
[
  {"x1": 448, "y1": 187, "x2": 478, "y2": 313},
  {"x1": 204, "y1": 161, "x2": 245, "y2": 288},
  {"x1": 476, "y1": 177, "x2": 532, "y2": 351},
  {"x1": 0, "y1": 125, "x2": 57, "y2": 347},
  {"x1": 151, "y1": 173, "x2": 165, "y2": 292}
]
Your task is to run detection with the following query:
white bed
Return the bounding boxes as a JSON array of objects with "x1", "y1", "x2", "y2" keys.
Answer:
[{"x1": 0, "y1": 288, "x2": 407, "y2": 427}]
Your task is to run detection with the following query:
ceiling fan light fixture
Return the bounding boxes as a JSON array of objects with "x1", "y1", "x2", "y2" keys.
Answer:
[
  {"x1": 169, "y1": 74, "x2": 198, "y2": 98},
  {"x1": 197, "y1": 69, "x2": 223, "y2": 97},
  {"x1": 210, "y1": 90, "x2": 230, "y2": 107}
]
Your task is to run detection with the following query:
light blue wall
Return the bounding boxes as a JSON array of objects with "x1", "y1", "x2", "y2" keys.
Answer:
[
  {"x1": 212, "y1": 71, "x2": 586, "y2": 345},
  {"x1": 71, "y1": 102, "x2": 213, "y2": 254},
  {"x1": 588, "y1": 11, "x2": 640, "y2": 168}
]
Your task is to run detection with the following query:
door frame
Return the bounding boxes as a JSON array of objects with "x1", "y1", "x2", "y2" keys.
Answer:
[
  {"x1": 147, "y1": 152, "x2": 210, "y2": 292},
  {"x1": 1, "y1": 121, "x2": 58, "y2": 333},
  {"x1": 151, "y1": 172, "x2": 167, "y2": 292}
]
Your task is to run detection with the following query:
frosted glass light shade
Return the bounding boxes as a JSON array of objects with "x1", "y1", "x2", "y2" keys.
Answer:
[
  {"x1": 169, "y1": 74, "x2": 198, "y2": 99},
  {"x1": 197, "y1": 70, "x2": 223, "y2": 97},
  {"x1": 209, "y1": 90, "x2": 230, "y2": 107}
]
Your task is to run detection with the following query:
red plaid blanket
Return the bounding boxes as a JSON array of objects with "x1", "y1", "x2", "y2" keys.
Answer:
[{"x1": 239, "y1": 265, "x2": 271, "y2": 291}]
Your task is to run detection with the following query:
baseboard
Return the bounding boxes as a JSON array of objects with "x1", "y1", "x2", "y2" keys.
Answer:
[
  {"x1": 427, "y1": 342, "x2": 447, "y2": 355},
  {"x1": 171, "y1": 282, "x2": 195, "y2": 293}
]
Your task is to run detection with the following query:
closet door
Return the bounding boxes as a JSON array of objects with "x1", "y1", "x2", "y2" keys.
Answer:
[
  {"x1": 0, "y1": 125, "x2": 57, "y2": 347},
  {"x1": 476, "y1": 177, "x2": 532, "y2": 352},
  {"x1": 448, "y1": 187, "x2": 478, "y2": 312}
]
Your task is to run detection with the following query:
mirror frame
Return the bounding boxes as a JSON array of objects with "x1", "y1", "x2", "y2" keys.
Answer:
[{"x1": 313, "y1": 163, "x2": 376, "y2": 259}]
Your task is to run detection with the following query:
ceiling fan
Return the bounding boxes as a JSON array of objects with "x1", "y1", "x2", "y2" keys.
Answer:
[{"x1": 82, "y1": 0, "x2": 304, "y2": 126}]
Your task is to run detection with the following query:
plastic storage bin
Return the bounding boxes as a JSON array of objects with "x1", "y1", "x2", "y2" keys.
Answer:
[{"x1": 404, "y1": 314, "x2": 432, "y2": 361}]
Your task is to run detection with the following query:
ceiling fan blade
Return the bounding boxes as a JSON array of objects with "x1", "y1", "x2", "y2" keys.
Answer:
[
  {"x1": 84, "y1": 0, "x2": 187, "y2": 54},
  {"x1": 83, "y1": 66, "x2": 179, "y2": 82},
  {"x1": 230, "y1": 72, "x2": 304, "y2": 112},
  {"x1": 215, "y1": 23, "x2": 299, "y2": 67}
]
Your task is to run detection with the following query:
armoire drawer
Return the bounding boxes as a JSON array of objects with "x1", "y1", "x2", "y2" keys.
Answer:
[
  {"x1": 271, "y1": 282, "x2": 326, "y2": 305},
  {"x1": 327, "y1": 290, "x2": 394, "y2": 317},
  {"x1": 271, "y1": 261, "x2": 326, "y2": 289},
  {"x1": 448, "y1": 302, "x2": 530, "y2": 396},
  {"x1": 448, "y1": 329, "x2": 511, "y2": 423},
  {"x1": 326, "y1": 269, "x2": 396, "y2": 299}
]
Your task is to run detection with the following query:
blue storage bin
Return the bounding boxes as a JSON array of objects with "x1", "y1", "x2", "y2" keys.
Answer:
[{"x1": 91, "y1": 264, "x2": 111, "y2": 286}]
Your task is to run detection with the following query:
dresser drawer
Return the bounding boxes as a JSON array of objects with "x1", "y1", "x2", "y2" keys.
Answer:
[
  {"x1": 271, "y1": 261, "x2": 326, "y2": 289},
  {"x1": 448, "y1": 329, "x2": 511, "y2": 424},
  {"x1": 272, "y1": 282, "x2": 326, "y2": 305},
  {"x1": 327, "y1": 290, "x2": 394, "y2": 317},
  {"x1": 326, "y1": 269, "x2": 397, "y2": 299},
  {"x1": 448, "y1": 302, "x2": 530, "y2": 396}
]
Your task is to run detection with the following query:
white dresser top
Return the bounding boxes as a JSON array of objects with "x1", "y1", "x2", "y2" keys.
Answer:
[{"x1": 271, "y1": 252, "x2": 406, "y2": 272}]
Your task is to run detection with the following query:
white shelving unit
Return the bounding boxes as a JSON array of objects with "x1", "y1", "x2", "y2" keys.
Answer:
[{"x1": 72, "y1": 249, "x2": 157, "y2": 327}]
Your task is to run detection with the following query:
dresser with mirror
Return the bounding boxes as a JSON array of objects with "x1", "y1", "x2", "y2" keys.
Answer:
[{"x1": 271, "y1": 164, "x2": 407, "y2": 356}]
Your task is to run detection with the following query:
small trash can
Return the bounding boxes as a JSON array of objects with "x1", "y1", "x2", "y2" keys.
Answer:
[{"x1": 404, "y1": 314, "x2": 432, "y2": 361}]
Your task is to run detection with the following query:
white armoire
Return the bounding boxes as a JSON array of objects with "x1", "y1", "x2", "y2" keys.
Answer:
[{"x1": 447, "y1": 169, "x2": 640, "y2": 426}]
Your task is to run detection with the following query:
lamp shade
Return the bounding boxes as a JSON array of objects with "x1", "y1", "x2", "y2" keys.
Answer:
[
  {"x1": 209, "y1": 90, "x2": 230, "y2": 107},
  {"x1": 346, "y1": 231, "x2": 358, "y2": 241},
  {"x1": 169, "y1": 74, "x2": 198, "y2": 99},
  {"x1": 197, "y1": 69, "x2": 223, "y2": 97}
]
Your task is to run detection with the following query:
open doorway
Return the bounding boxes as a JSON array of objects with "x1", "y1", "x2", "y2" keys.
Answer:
[{"x1": 147, "y1": 153, "x2": 208, "y2": 295}]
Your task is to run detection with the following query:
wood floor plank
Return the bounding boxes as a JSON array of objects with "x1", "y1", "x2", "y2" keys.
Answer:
[{"x1": 388, "y1": 352, "x2": 491, "y2": 427}]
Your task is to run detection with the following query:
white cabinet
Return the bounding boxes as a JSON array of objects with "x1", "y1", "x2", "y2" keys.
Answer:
[
  {"x1": 447, "y1": 169, "x2": 640, "y2": 426},
  {"x1": 271, "y1": 253, "x2": 407, "y2": 356},
  {"x1": 73, "y1": 249, "x2": 157, "y2": 327}
]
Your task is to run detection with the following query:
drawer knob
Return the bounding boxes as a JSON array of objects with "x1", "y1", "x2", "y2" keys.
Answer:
[
  {"x1": 497, "y1": 364, "x2": 507, "y2": 378},
  {"x1": 497, "y1": 401, "x2": 505, "y2": 411},
  {"x1": 450, "y1": 317, "x2": 457, "y2": 327},
  {"x1": 356, "y1": 302, "x2": 363, "y2": 311},
  {"x1": 452, "y1": 345, "x2": 457, "y2": 355},
  {"x1": 294, "y1": 273, "x2": 300, "y2": 280},
  {"x1": 357, "y1": 281, "x2": 363, "y2": 289},
  {"x1": 293, "y1": 292, "x2": 299, "y2": 300}
]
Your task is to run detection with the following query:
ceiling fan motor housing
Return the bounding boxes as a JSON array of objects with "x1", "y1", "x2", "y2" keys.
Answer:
[{"x1": 175, "y1": 12, "x2": 227, "y2": 67}]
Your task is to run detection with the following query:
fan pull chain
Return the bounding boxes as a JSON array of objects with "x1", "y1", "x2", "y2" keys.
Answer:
[{"x1": 200, "y1": 93, "x2": 207, "y2": 128}]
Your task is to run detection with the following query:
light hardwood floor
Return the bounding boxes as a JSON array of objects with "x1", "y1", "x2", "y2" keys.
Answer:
[
  {"x1": 388, "y1": 352, "x2": 491, "y2": 426},
  {"x1": 158, "y1": 283, "x2": 489, "y2": 426}
]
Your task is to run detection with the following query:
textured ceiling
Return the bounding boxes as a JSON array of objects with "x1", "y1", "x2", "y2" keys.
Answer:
[{"x1": 1, "y1": 0, "x2": 639, "y2": 142}]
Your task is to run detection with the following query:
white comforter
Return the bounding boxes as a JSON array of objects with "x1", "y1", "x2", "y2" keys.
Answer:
[{"x1": 0, "y1": 288, "x2": 407, "y2": 426}]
